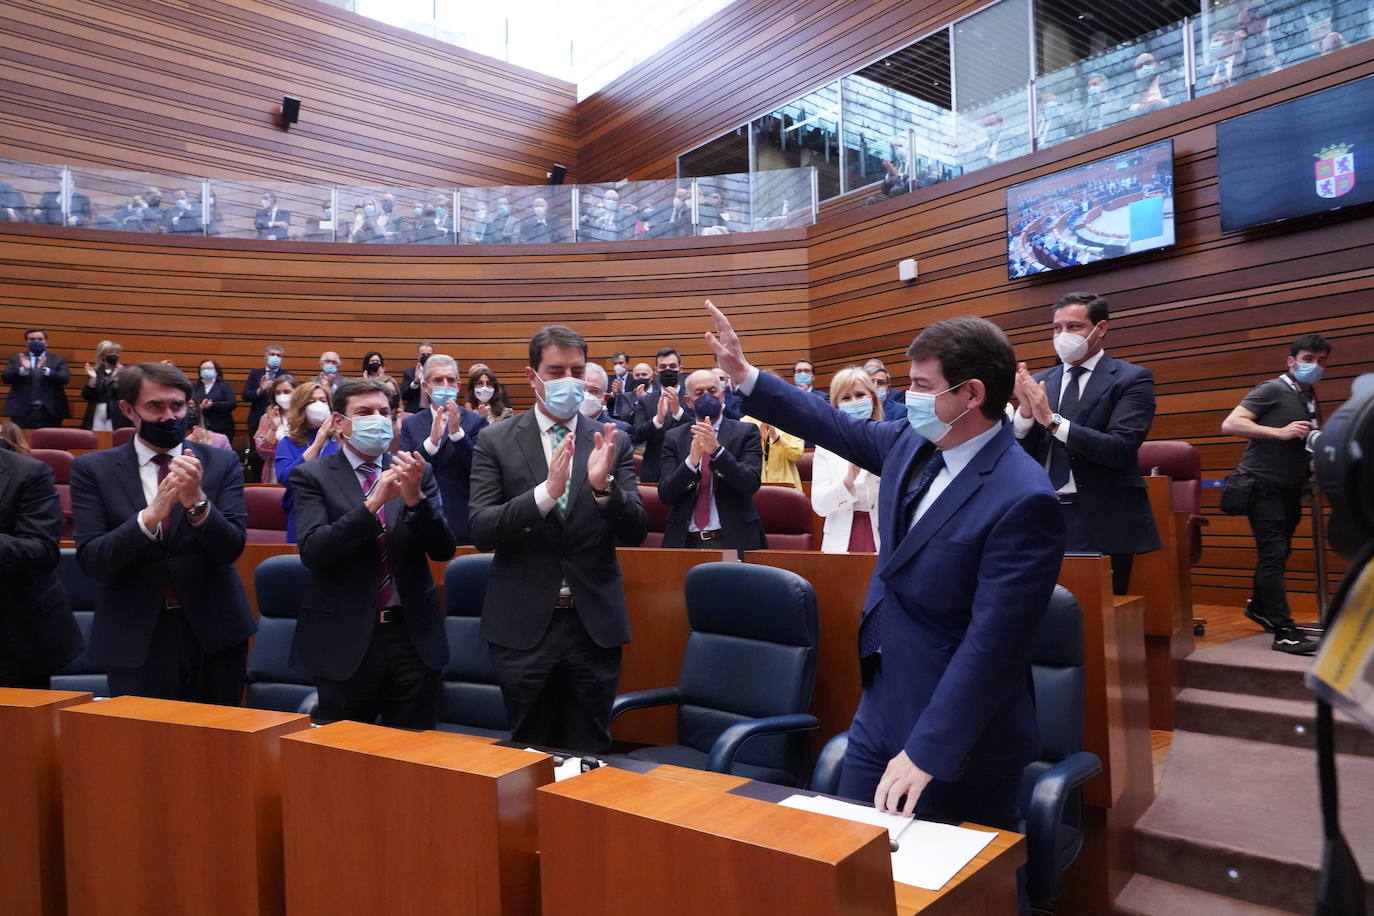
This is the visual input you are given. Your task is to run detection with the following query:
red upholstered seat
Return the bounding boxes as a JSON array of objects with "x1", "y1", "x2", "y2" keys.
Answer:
[
  {"x1": 244, "y1": 485, "x2": 288, "y2": 543},
  {"x1": 638, "y1": 484, "x2": 668, "y2": 548},
  {"x1": 31, "y1": 448, "x2": 76, "y2": 538},
  {"x1": 633, "y1": 452, "x2": 644, "y2": 477},
  {"x1": 1137, "y1": 440, "x2": 1208, "y2": 565},
  {"x1": 112, "y1": 427, "x2": 135, "y2": 447},
  {"x1": 753, "y1": 484, "x2": 813, "y2": 551},
  {"x1": 797, "y1": 450, "x2": 814, "y2": 482},
  {"x1": 31, "y1": 428, "x2": 97, "y2": 450}
]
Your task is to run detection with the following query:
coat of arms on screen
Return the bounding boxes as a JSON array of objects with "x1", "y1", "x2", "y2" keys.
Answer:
[{"x1": 1315, "y1": 143, "x2": 1355, "y2": 199}]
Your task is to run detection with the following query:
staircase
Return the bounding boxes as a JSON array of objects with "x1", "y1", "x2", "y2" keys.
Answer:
[{"x1": 1114, "y1": 635, "x2": 1374, "y2": 914}]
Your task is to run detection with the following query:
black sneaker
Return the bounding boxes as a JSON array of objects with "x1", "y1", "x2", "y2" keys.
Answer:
[
  {"x1": 1272, "y1": 626, "x2": 1319, "y2": 656},
  {"x1": 1244, "y1": 599, "x2": 1275, "y2": 633}
]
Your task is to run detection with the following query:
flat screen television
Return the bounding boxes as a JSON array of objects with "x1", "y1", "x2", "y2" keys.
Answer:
[
  {"x1": 1006, "y1": 140, "x2": 1175, "y2": 280},
  {"x1": 1216, "y1": 74, "x2": 1374, "y2": 232}
]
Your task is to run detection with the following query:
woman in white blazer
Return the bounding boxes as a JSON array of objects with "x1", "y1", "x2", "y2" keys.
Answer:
[{"x1": 811, "y1": 367, "x2": 883, "y2": 553}]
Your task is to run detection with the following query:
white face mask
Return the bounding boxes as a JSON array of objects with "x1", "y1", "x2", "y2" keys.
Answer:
[
  {"x1": 275, "y1": 393, "x2": 293, "y2": 410},
  {"x1": 305, "y1": 401, "x2": 332, "y2": 427},
  {"x1": 1053, "y1": 330, "x2": 1093, "y2": 365},
  {"x1": 579, "y1": 393, "x2": 604, "y2": 419},
  {"x1": 473, "y1": 385, "x2": 495, "y2": 402}
]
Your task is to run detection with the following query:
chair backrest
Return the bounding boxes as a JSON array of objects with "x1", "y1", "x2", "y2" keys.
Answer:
[
  {"x1": 752, "y1": 485, "x2": 812, "y2": 550},
  {"x1": 1137, "y1": 439, "x2": 1202, "y2": 515},
  {"x1": 31, "y1": 428, "x2": 97, "y2": 450},
  {"x1": 49, "y1": 549, "x2": 107, "y2": 696},
  {"x1": 246, "y1": 554, "x2": 314, "y2": 712},
  {"x1": 244, "y1": 485, "x2": 288, "y2": 543},
  {"x1": 797, "y1": 450, "x2": 814, "y2": 482},
  {"x1": 112, "y1": 427, "x2": 135, "y2": 447},
  {"x1": 638, "y1": 484, "x2": 669, "y2": 548},
  {"x1": 677, "y1": 562, "x2": 818, "y2": 779},
  {"x1": 633, "y1": 452, "x2": 644, "y2": 477},
  {"x1": 1018, "y1": 585, "x2": 1086, "y2": 835},
  {"x1": 30, "y1": 448, "x2": 74, "y2": 484},
  {"x1": 440, "y1": 554, "x2": 508, "y2": 734}
]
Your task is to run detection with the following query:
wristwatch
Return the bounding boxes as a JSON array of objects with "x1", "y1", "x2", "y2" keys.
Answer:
[
  {"x1": 591, "y1": 475, "x2": 615, "y2": 498},
  {"x1": 1046, "y1": 413, "x2": 1064, "y2": 435},
  {"x1": 186, "y1": 499, "x2": 210, "y2": 521}
]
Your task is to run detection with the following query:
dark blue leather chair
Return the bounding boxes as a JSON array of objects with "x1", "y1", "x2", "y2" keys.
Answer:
[
  {"x1": 809, "y1": 585, "x2": 1100, "y2": 907},
  {"x1": 246, "y1": 554, "x2": 316, "y2": 714},
  {"x1": 612, "y1": 562, "x2": 819, "y2": 785},
  {"x1": 438, "y1": 553, "x2": 510, "y2": 739},
  {"x1": 49, "y1": 548, "x2": 108, "y2": 696}
]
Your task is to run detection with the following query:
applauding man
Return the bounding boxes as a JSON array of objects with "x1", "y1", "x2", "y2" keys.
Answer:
[
  {"x1": 291, "y1": 378, "x2": 456, "y2": 729},
  {"x1": 398, "y1": 354, "x2": 487, "y2": 545},
  {"x1": 659, "y1": 369, "x2": 764, "y2": 555},
  {"x1": 470, "y1": 325, "x2": 647, "y2": 753}
]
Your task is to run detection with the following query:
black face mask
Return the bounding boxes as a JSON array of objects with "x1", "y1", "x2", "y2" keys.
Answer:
[
  {"x1": 418, "y1": 354, "x2": 430, "y2": 365},
  {"x1": 367, "y1": 361, "x2": 382, "y2": 373},
  {"x1": 658, "y1": 368, "x2": 679, "y2": 389},
  {"x1": 136, "y1": 413, "x2": 189, "y2": 450},
  {"x1": 104, "y1": 354, "x2": 119, "y2": 366}
]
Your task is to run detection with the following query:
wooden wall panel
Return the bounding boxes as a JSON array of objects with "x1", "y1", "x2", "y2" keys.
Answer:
[{"x1": 0, "y1": 0, "x2": 577, "y2": 188}]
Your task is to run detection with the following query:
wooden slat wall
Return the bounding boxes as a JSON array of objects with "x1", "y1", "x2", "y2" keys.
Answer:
[
  {"x1": 577, "y1": 0, "x2": 980, "y2": 181},
  {"x1": 0, "y1": 0, "x2": 578, "y2": 188},
  {"x1": 0, "y1": 225, "x2": 811, "y2": 422},
  {"x1": 800, "y1": 47, "x2": 1374, "y2": 611}
]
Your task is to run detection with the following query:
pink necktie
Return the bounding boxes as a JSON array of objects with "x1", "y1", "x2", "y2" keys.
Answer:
[{"x1": 693, "y1": 452, "x2": 713, "y2": 531}]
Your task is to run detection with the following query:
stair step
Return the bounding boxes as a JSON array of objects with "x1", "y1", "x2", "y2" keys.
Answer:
[
  {"x1": 1132, "y1": 732, "x2": 1374, "y2": 912},
  {"x1": 1183, "y1": 635, "x2": 1313, "y2": 701},
  {"x1": 1114, "y1": 874, "x2": 1299, "y2": 915},
  {"x1": 1174, "y1": 688, "x2": 1374, "y2": 757}
]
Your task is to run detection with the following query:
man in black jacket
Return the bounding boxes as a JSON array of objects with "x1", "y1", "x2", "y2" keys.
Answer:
[
  {"x1": 4, "y1": 329, "x2": 70, "y2": 429},
  {"x1": 630, "y1": 347, "x2": 688, "y2": 483}
]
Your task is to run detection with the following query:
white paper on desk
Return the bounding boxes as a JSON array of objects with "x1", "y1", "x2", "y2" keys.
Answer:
[
  {"x1": 521, "y1": 748, "x2": 586, "y2": 782},
  {"x1": 779, "y1": 795, "x2": 997, "y2": 891}
]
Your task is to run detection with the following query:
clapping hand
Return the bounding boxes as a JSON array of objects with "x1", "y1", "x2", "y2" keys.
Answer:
[
  {"x1": 689, "y1": 419, "x2": 718, "y2": 464},
  {"x1": 1014, "y1": 362, "x2": 1052, "y2": 425},
  {"x1": 167, "y1": 454, "x2": 206, "y2": 508},
  {"x1": 389, "y1": 450, "x2": 426, "y2": 506},
  {"x1": 85, "y1": 362, "x2": 97, "y2": 381},
  {"x1": 587, "y1": 423, "x2": 618, "y2": 491},
  {"x1": 545, "y1": 431, "x2": 575, "y2": 502}
]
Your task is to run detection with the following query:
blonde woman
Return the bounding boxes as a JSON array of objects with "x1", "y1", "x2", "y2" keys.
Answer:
[
  {"x1": 811, "y1": 367, "x2": 883, "y2": 553},
  {"x1": 81, "y1": 340, "x2": 130, "y2": 431}
]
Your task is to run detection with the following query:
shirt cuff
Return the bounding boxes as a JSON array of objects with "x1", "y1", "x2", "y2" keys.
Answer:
[
  {"x1": 423, "y1": 436, "x2": 441, "y2": 456},
  {"x1": 137, "y1": 510, "x2": 160, "y2": 540},
  {"x1": 534, "y1": 482, "x2": 556, "y2": 516},
  {"x1": 652, "y1": 416, "x2": 663, "y2": 430},
  {"x1": 448, "y1": 426, "x2": 465, "y2": 442},
  {"x1": 1053, "y1": 418, "x2": 1071, "y2": 443},
  {"x1": 738, "y1": 366, "x2": 761, "y2": 396},
  {"x1": 1011, "y1": 412, "x2": 1035, "y2": 439},
  {"x1": 685, "y1": 457, "x2": 700, "y2": 473},
  {"x1": 672, "y1": 408, "x2": 684, "y2": 421}
]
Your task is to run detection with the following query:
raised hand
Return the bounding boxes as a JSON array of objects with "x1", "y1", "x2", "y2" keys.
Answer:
[
  {"x1": 704, "y1": 299, "x2": 751, "y2": 382},
  {"x1": 545, "y1": 431, "x2": 575, "y2": 501},
  {"x1": 85, "y1": 362, "x2": 97, "y2": 381},
  {"x1": 429, "y1": 404, "x2": 446, "y2": 445},
  {"x1": 167, "y1": 453, "x2": 205, "y2": 508},
  {"x1": 587, "y1": 423, "x2": 618, "y2": 490},
  {"x1": 662, "y1": 387, "x2": 680, "y2": 417},
  {"x1": 390, "y1": 450, "x2": 426, "y2": 506}
]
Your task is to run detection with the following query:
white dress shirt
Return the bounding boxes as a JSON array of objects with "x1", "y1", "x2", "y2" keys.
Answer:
[
  {"x1": 1012, "y1": 348, "x2": 1106, "y2": 495},
  {"x1": 532, "y1": 409, "x2": 610, "y2": 517},
  {"x1": 133, "y1": 437, "x2": 205, "y2": 539},
  {"x1": 422, "y1": 405, "x2": 466, "y2": 456},
  {"x1": 909, "y1": 422, "x2": 1003, "y2": 526}
]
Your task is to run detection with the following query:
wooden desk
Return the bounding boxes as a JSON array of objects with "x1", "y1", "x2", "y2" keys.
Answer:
[
  {"x1": 0, "y1": 689, "x2": 91, "y2": 916},
  {"x1": 1127, "y1": 476, "x2": 1195, "y2": 730},
  {"x1": 281, "y1": 721, "x2": 552, "y2": 915},
  {"x1": 60, "y1": 697, "x2": 310, "y2": 916}
]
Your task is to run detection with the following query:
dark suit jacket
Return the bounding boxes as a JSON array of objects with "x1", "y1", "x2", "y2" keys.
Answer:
[
  {"x1": 397, "y1": 406, "x2": 488, "y2": 545},
  {"x1": 192, "y1": 379, "x2": 238, "y2": 439},
  {"x1": 242, "y1": 367, "x2": 287, "y2": 436},
  {"x1": 254, "y1": 207, "x2": 291, "y2": 240},
  {"x1": 744, "y1": 371, "x2": 1065, "y2": 782},
  {"x1": 881, "y1": 389, "x2": 906, "y2": 422},
  {"x1": 630, "y1": 388, "x2": 689, "y2": 483},
  {"x1": 658, "y1": 418, "x2": 765, "y2": 550},
  {"x1": 1018, "y1": 354, "x2": 1162, "y2": 555},
  {"x1": 721, "y1": 388, "x2": 746, "y2": 420},
  {"x1": 0, "y1": 449, "x2": 83, "y2": 677},
  {"x1": 469, "y1": 410, "x2": 647, "y2": 651},
  {"x1": 400, "y1": 367, "x2": 423, "y2": 414},
  {"x1": 81, "y1": 367, "x2": 133, "y2": 430},
  {"x1": 70, "y1": 440, "x2": 254, "y2": 668},
  {"x1": 289, "y1": 450, "x2": 456, "y2": 681},
  {"x1": 3, "y1": 352, "x2": 70, "y2": 423}
]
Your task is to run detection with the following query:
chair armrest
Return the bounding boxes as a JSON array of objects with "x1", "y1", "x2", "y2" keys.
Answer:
[
  {"x1": 610, "y1": 687, "x2": 681, "y2": 722},
  {"x1": 706, "y1": 714, "x2": 819, "y2": 774},
  {"x1": 1025, "y1": 751, "x2": 1101, "y2": 904}
]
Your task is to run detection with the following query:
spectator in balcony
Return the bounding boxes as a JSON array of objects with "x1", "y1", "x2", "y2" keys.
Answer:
[
  {"x1": 812, "y1": 367, "x2": 884, "y2": 553},
  {"x1": 1080, "y1": 74, "x2": 1112, "y2": 133},
  {"x1": 162, "y1": 188, "x2": 202, "y2": 234},
  {"x1": 81, "y1": 340, "x2": 132, "y2": 432},
  {"x1": 971, "y1": 112, "x2": 1025, "y2": 170},
  {"x1": 253, "y1": 374, "x2": 297, "y2": 483},
  {"x1": 1235, "y1": 2, "x2": 1283, "y2": 79},
  {"x1": 431, "y1": 197, "x2": 454, "y2": 242},
  {"x1": 116, "y1": 195, "x2": 156, "y2": 232},
  {"x1": 653, "y1": 188, "x2": 694, "y2": 238},
  {"x1": 697, "y1": 189, "x2": 740, "y2": 233},
  {"x1": 485, "y1": 197, "x2": 519, "y2": 244},
  {"x1": 519, "y1": 196, "x2": 565, "y2": 243},
  {"x1": 1036, "y1": 92, "x2": 1072, "y2": 148},
  {"x1": 254, "y1": 191, "x2": 291, "y2": 241},
  {"x1": 1206, "y1": 29, "x2": 1246, "y2": 92},
  {"x1": 0, "y1": 182, "x2": 26, "y2": 222},
  {"x1": 1318, "y1": 30, "x2": 1350, "y2": 54},
  {"x1": 1129, "y1": 53, "x2": 1172, "y2": 114},
  {"x1": 581, "y1": 188, "x2": 631, "y2": 241},
  {"x1": 866, "y1": 160, "x2": 911, "y2": 205},
  {"x1": 466, "y1": 363, "x2": 514, "y2": 424},
  {"x1": 192, "y1": 359, "x2": 237, "y2": 442}
]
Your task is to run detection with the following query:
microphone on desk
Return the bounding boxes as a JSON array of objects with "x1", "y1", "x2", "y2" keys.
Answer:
[{"x1": 890, "y1": 815, "x2": 917, "y2": 853}]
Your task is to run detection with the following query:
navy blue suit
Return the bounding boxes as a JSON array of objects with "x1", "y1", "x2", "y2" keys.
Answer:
[
  {"x1": 720, "y1": 387, "x2": 745, "y2": 420},
  {"x1": 881, "y1": 388, "x2": 906, "y2": 422},
  {"x1": 1017, "y1": 354, "x2": 1161, "y2": 558},
  {"x1": 397, "y1": 406, "x2": 488, "y2": 545},
  {"x1": 658, "y1": 417, "x2": 765, "y2": 551},
  {"x1": 70, "y1": 440, "x2": 254, "y2": 702},
  {"x1": 743, "y1": 371, "x2": 1065, "y2": 823}
]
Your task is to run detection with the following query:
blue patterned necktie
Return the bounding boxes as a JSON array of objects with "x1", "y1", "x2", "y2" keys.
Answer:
[{"x1": 551, "y1": 423, "x2": 570, "y2": 515}]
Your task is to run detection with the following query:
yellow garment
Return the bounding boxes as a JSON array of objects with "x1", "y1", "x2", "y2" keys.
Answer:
[{"x1": 743, "y1": 415, "x2": 804, "y2": 489}]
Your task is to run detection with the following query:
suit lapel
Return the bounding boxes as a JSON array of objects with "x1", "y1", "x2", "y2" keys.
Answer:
[
  {"x1": 514, "y1": 411, "x2": 547, "y2": 483},
  {"x1": 876, "y1": 432, "x2": 922, "y2": 561},
  {"x1": 1044, "y1": 364, "x2": 1065, "y2": 412},
  {"x1": 111, "y1": 441, "x2": 147, "y2": 513},
  {"x1": 1076, "y1": 353, "x2": 1117, "y2": 418}
]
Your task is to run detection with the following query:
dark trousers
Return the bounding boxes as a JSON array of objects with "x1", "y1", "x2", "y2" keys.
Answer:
[
  {"x1": 0, "y1": 639, "x2": 50, "y2": 688},
  {"x1": 488, "y1": 609, "x2": 622, "y2": 754},
  {"x1": 1246, "y1": 482, "x2": 1303, "y2": 629},
  {"x1": 314, "y1": 617, "x2": 441, "y2": 730},
  {"x1": 1110, "y1": 553, "x2": 1135, "y2": 597},
  {"x1": 1059, "y1": 501, "x2": 1138, "y2": 595},
  {"x1": 12, "y1": 407, "x2": 61, "y2": 429},
  {"x1": 840, "y1": 658, "x2": 1029, "y2": 915},
  {"x1": 105, "y1": 608, "x2": 247, "y2": 705}
]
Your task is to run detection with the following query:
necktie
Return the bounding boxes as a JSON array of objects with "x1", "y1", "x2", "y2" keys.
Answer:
[
  {"x1": 693, "y1": 452, "x2": 713, "y2": 531},
  {"x1": 358, "y1": 462, "x2": 395, "y2": 610},
  {"x1": 551, "y1": 424, "x2": 571, "y2": 516},
  {"x1": 858, "y1": 449, "x2": 946, "y2": 658},
  {"x1": 150, "y1": 453, "x2": 180, "y2": 606},
  {"x1": 1048, "y1": 366, "x2": 1088, "y2": 489}
]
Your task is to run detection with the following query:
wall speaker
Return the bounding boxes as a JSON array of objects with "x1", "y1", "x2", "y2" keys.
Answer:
[
  {"x1": 281, "y1": 96, "x2": 301, "y2": 131},
  {"x1": 547, "y1": 164, "x2": 567, "y2": 185}
]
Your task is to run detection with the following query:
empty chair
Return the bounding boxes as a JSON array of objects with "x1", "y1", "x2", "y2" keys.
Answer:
[
  {"x1": 246, "y1": 554, "x2": 316, "y2": 713},
  {"x1": 438, "y1": 553, "x2": 510, "y2": 739},
  {"x1": 611, "y1": 562, "x2": 819, "y2": 785},
  {"x1": 637, "y1": 484, "x2": 669, "y2": 548},
  {"x1": 112, "y1": 427, "x2": 135, "y2": 447},
  {"x1": 244, "y1": 485, "x2": 288, "y2": 543},
  {"x1": 1137, "y1": 439, "x2": 1207, "y2": 565},
  {"x1": 752, "y1": 484, "x2": 812, "y2": 550},
  {"x1": 809, "y1": 586, "x2": 1100, "y2": 909},
  {"x1": 30, "y1": 428, "x2": 98, "y2": 450},
  {"x1": 49, "y1": 548, "x2": 108, "y2": 697},
  {"x1": 31, "y1": 447, "x2": 75, "y2": 538},
  {"x1": 797, "y1": 450, "x2": 814, "y2": 483}
]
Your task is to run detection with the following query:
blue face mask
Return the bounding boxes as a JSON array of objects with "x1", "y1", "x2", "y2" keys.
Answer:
[
  {"x1": 1292, "y1": 362, "x2": 1323, "y2": 384},
  {"x1": 430, "y1": 385, "x2": 458, "y2": 408},
  {"x1": 346, "y1": 414, "x2": 394, "y2": 457},
  {"x1": 364, "y1": 204, "x2": 377, "y2": 216},
  {"x1": 266, "y1": 355, "x2": 282, "y2": 369},
  {"x1": 905, "y1": 383, "x2": 969, "y2": 443},
  {"x1": 692, "y1": 393, "x2": 722, "y2": 421},
  {"x1": 839, "y1": 398, "x2": 873, "y2": 421},
  {"x1": 539, "y1": 376, "x2": 586, "y2": 420},
  {"x1": 200, "y1": 368, "x2": 216, "y2": 382},
  {"x1": 322, "y1": 363, "x2": 338, "y2": 375},
  {"x1": 795, "y1": 372, "x2": 813, "y2": 388}
]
